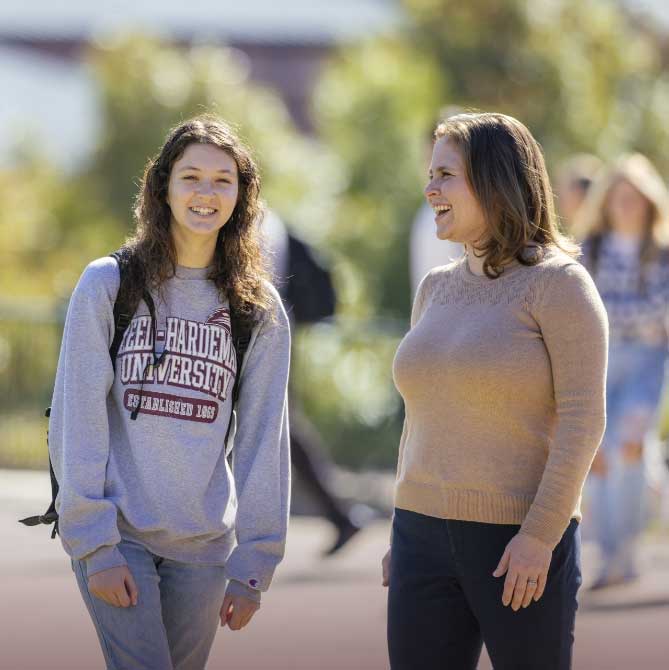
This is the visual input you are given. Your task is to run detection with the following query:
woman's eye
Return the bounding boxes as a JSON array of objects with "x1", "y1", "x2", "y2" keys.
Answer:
[{"x1": 183, "y1": 175, "x2": 197, "y2": 180}]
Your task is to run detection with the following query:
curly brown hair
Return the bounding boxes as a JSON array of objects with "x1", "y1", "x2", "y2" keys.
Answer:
[
  {"x1": 124, "y1": 115, "x2": 272, "y2": 326},
  {"x1": 435, "y1": 112, "x2": 579, "y2": 278}
]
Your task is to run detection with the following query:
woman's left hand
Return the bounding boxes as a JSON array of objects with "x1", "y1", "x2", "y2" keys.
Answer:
[
  {"x1": 220, "y1": 594, "x2": 260, "y2": 630},
  {"x1": 492, "y1": 533, "x2": 552, "y2": 611}
]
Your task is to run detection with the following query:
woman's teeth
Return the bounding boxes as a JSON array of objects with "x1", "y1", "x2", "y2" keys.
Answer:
[
  {"x1": 433, "y1": 204, "x2": 451, "y2": 216},
  {"x1": 190, "y1": 206, "x2": 216, "y2": 216}
]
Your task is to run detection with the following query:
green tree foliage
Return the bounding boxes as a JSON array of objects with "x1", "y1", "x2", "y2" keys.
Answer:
[
  {"x1": 314, "y1": 39, "x2": 441, "y2": 318},
  {"x1": 0, "y1": 165, "x2": 119, "y2": 299}
]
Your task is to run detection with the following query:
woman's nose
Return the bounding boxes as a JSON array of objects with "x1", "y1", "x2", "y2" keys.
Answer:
[
  {"x1": 196, "y1": 181, "x2": 214, "y2": 195},
  {"x1": 424, "y1": 180, "x2": 438, "y2": 197}
]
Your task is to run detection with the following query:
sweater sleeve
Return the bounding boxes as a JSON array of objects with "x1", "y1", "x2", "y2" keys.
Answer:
[
  {"x1": 223, "y1": 284, "x2": 291, "y2": 595},
  {"x1": 519, "y1": 261, "x2": 608, "y2": 547},
  {"x1": 49, "y1": 257, "x2": 127, "y2": 575}
]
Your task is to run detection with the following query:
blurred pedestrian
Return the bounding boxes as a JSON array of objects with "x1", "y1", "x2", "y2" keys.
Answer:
[
  {"x1": 48, "y1": 116, "x2": 290, "y2": 669},
  {"x1": 554, "y1": 153, "x2": 603, "y2": 231},
  {"x1": 263, "y1": 210, "x2": 362, "y2": 555},
  {"x1": 574, "y1": 153, "x2": 669, "y2": 589},
  {"x1": 383, "y1": 112, "x2": 607, "y2": 670}
]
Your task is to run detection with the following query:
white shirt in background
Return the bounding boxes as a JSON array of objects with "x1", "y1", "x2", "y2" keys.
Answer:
[{"x1": 410, "y1": 202, "x2": 463, "y2": 297}]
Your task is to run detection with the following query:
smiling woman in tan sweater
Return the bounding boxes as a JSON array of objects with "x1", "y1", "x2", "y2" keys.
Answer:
[{"x1": 383, "y1": 113, "x2": 608, "y2": 670}]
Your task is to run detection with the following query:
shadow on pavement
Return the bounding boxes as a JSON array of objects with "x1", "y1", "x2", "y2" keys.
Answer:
[{"x1": 581, "y1": 596, "x2": 669, "y2": 613}]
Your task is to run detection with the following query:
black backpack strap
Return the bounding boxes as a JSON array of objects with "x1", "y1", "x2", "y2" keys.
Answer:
[
  {"x1": 110, "y1": 249, "x2": 134, "y2": 372},
  {"x1": 129, "y1": 288, "x2": 161, "y2": 421},
  {"x1": 18, "y1": 443, "x2": 60, "y2": 537},
  {"x1": 224, "y1": 307, "x2": 253, "y2": 451}
]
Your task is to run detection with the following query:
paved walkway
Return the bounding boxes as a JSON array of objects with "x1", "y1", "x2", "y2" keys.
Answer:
[{"x1": 3, "y1": 469, "x2": 669, "y2": 669}]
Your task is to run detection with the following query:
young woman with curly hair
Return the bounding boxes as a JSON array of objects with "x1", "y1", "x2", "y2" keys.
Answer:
[
  {"x1": 49, "y1": 116, "x2": 291, "y2": 670},
  {"x1": 383, "y1": 112, "x2": 608, "y2": 670}
]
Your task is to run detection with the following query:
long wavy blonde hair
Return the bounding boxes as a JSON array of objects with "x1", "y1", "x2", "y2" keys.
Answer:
[
  {"x1": 434, "y1": 112, "x2": 578, "y2": 278},
  {"x1": 571, "y1": 153, "x2": 669, "y2": 285},
  {"x1": 125, "y1": 115, "x2": 272, "y2": 327}
]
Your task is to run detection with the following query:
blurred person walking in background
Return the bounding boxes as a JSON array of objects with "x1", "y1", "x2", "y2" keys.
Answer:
[
  {"x1": 574, "y1": 154, "x2": 669, "y2": 590},
  {"x1": 383, "y1": 112, "x2": 607, "y2": 670},
  {"x1": 263, "y1": 210, "x2": 363, "y2": 555},
  {"x1": 554, "y1": 153, "x2": 603, "y2": 232},
  {"x1": 47, "y1": 116, "x2": 290, "y2": 670}
]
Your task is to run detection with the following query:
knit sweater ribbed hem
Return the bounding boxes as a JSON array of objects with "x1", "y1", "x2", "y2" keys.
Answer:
[{"x1": 394, "y1": 482, "x2": 582, "y2": 530}]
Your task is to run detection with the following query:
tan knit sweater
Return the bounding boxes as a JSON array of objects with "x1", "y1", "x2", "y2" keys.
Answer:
[{"x1": 392, "y1": 247, "x2": 608, "y2": 548}]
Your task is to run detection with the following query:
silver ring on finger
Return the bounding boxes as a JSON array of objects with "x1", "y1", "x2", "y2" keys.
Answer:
[{"x1": 527, "y1": 579, "x2": 538, "y2": 587}]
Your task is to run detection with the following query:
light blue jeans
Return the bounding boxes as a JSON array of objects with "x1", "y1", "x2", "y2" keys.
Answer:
[
  {"x1": 73, "y1": 539, "x2": 228, "y2": 670},
  {"x1": 587, "y1": 341, "x2": 667, "y2": 578}
]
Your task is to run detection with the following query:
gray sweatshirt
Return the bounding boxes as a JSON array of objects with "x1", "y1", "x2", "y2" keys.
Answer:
[{"x1": 49, "y1": 256, "x2": 291, "y2": 600}]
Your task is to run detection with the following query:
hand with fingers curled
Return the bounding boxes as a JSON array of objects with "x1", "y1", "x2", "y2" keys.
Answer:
[
  {"x1": 88, "y1": 565, "x2": 139, "y2": 608},
  {"x1": 381, "y1": 547, "x2": 391, "y2": 587},
  {"x1": 220, "y1": 593, "x2": 260, "y2": 631},
  {"x1": 492, "y1": 533, "x2": 553, "y2": 611}
]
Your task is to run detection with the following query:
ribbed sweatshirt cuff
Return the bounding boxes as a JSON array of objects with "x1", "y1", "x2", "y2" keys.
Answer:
[
  {"x1": 84, "y1": 545, "x2": 127, "y2": 576},
  {"x1": 519, "y1": 507, "x2": 577, "y2": 549},
  {"x1": 225, "y1": 579, "x2": 262, "y2": 603}
]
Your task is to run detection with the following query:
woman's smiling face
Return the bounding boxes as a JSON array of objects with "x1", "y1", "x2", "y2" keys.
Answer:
[
  {"x1": 166, "y1": 143, "x2": 239, "y2": 243},
  {"x1": 424, "y1": 136, "x2": 487, "y2": 246}
]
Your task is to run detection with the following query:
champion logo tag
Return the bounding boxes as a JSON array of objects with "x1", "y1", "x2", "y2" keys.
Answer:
[{"x1": 249, "y1": 578, "x2": 258, "y2": 587}]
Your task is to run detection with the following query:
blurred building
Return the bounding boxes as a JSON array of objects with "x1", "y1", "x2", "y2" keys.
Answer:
[{"x1": 0, "y1": 0, "x2": 400, "y2": 169}]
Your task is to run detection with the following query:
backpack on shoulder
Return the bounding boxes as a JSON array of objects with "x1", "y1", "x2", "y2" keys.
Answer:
[
  {"x1": 285, "y1": 233, "x2": 336, "y2": 324},
  {"x1": 18, "y1": 248, "x2": 251, "y2": 538}
]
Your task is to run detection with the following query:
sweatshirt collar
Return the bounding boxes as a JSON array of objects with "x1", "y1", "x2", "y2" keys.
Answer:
[{"x1": 174, "y1": 265, "x2": 213, "y2": 280}]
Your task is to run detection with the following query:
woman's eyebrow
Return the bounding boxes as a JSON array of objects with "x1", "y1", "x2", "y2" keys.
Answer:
[
  {"x1": 177, "y1": 166, "x2": 235, "y2": 173},
  {"x1": 431, "y1": 164, "x2": 457, "y2": 173}
]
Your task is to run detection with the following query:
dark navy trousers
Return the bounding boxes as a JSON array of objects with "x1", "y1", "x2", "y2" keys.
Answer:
[{"x1": 387, "y1": 509, "x2": 581, "y2": 670}]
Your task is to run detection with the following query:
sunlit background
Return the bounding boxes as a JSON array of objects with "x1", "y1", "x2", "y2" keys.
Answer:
[{"x1": 2, "y1": 1, "x2": 669, "y2": 668}]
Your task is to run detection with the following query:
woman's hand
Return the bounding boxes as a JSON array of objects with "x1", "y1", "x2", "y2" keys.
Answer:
[
  {"x1": 220, "y1": 594, "x2": 260, "y2": 631},
  {"x1": 88, "y1": 565, "x2": 138, "y2": 608},
  {"x1": 492, "y1": 533, "x2": 552, "y2": 611},
  {"x1": 381, "y1": 548, "x2": 391, "y2": 587}
]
